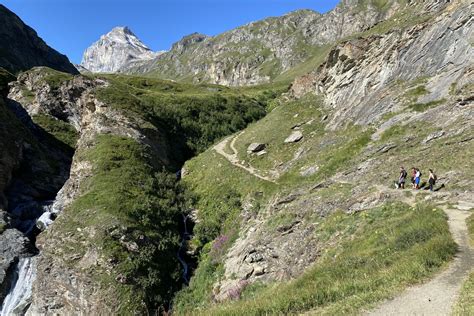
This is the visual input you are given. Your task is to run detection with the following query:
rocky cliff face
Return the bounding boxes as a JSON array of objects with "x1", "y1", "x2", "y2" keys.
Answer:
[
  {"x1": 6, "y1": 70, "x2": 173, "y2": 314},
  {"x1": 0, "y1": 68, "x2": 73, "y2": 306},
  {"x1": 289, "y1": 0, "x2": 473, "y2": 130},
  {"x1": 0, "y1": 5, "x2": 78, "y2": 74},
  {"x1": 80, "y1": 26, "x2": 164, "y2": 73},
  {"x1": 128, "y1": 0, "x2": 408, "y2": 86}
]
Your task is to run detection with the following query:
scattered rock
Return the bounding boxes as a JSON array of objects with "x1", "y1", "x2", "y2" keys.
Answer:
[
  {"x1": 256, "y1": 150, "x2": 267, "y2": 157},
  {"x1": 115, "y1": 273, "x2": 128, "y2": 284},
  {"x1": 245, "y1": 252, "x2": 264, "y2": 263},
  {"x1": 276, "y1": 194, "x2": 299, "y2": 205},
  {"x1": 247, "y1": 143, "x2": 266, "y2": 153},
  {"x1": 321, "y1": 115, "x2": 328, "y2": 122},
  {"x1": 376, "y1": 143, "x2": 397, "y2": 153},
  {"x1": 291, "y1": 122, "x2": 304, "y2": 130},
  {"x1": 253, "y1": 266, "x2": 266, "y2": 276},
  {"x1": 300, "y1": 166, "x2": 319, "y2": 177},
  {"x1": 422, "y1": 130, "x2": 445, "y2": 144},
  {"x1": 119, "y1": 236, "x2": 139, "y2": 252},
  {"x1": 284, "y1": 131, "x2": 303, "y2": 143}
]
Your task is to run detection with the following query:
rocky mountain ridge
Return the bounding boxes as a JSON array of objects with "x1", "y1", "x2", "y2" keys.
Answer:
[
  {"x1": 0, "y1": 5, "x2": 78, "y2": 74},
  {"x1": 80, "y1": 26, "x2": 164, "y2": 73},
  {"x1": 126, "y1": 0, "x2": 415, "y2": 85},
  {"x1": 80, "y1": 0, "x2": 410, "y2": 85}
]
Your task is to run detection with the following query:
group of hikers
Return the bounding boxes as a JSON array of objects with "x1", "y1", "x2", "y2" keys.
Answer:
[{"x1": 396, "y1": 166, "x2": 438, "y2": 191}]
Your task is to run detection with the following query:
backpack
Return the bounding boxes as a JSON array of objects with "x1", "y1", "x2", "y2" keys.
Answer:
[
  {"x1": 402, "y1": 170, "x2": 407, "y2": 178},
  {"x1": 433, "y1": 174, "x2": 437, "y2": 181}
]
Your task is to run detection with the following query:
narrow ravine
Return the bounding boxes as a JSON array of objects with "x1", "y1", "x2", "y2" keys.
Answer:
[
  {"x1": 0, "y1": 257, "x2": 36, "y2": 316},
  {"x1": 0, "y1": 200, "x2": 57, "y2": 316},
  {"x1": 177, "y1": 214, "x2": 191, "y2": 285}
]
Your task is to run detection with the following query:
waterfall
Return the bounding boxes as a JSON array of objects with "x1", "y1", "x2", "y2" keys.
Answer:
[
  {"x1": 177, "y1": 214, "x2": 190, "y2": 284},
  {"x1": 0, "y1": 257, "x2": 36, "y2": 316},
  {"x1": 0, "y1": 202, "x2": 54, "y2": 315}
]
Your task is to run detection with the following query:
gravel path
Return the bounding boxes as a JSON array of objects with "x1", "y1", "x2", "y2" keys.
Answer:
[
  {"x1": 366, "y1": 204, "x2": 474, "y2": 316},
  {"x1": 213, "y1": 132, "x2": 277, "y2": 183}
]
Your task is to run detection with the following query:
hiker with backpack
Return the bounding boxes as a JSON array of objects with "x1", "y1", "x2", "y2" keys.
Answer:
[
  {"x1": 428, "y1": 169, "x2": 437, "y2": 191},
  {"x1": 397, "y1": 166, "x2": 407, "y2": 189}
]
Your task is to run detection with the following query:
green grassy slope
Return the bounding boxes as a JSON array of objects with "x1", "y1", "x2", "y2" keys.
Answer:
[
  {"x1": 21, "y1": 69, "x2": 287, "y2": 313},
  {"x1": 185, "y1": 203, "x2": 455, "y2": 315}
]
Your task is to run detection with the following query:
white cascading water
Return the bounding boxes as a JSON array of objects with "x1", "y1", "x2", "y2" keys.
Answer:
[
  {"x1": 0, "y1": 257, "x2": 36, "y2": 316},
  {"x1": 0, "y1": 202, "x2": 54, "y2": 315}
]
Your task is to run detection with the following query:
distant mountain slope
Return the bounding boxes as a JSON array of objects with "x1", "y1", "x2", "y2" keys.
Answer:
[
  {"x1": 80, "y1": 26, "x2": 164, "y2": 73},
  {"x1": 0, "y1": 5, "x2": 78, "y2": 74},
  {"x1": 127, "y1": 0, "x2": 409, "y2": 86}
]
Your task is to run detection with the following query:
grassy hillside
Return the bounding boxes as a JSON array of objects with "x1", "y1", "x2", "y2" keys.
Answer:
[
  {"x1": 176, "y1": 203, "x2": 455, "y2": 315},
  {"x1": 47, "y1": 134, "x2": 189, "y2": 313},
  {"x1": 172, "y1": 62, "x2": 472, "y2": 313},
  {"x1": 16, "y1": 69, "x2": 288, "y2": 313},
  {"x1": 93, "y1": 74, "x2": 285, "y2": 165}
]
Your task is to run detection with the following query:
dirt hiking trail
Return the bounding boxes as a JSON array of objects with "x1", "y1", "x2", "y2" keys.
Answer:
[
  {"x1": 213, "y1": 132, "x2": 277, "y2": 183},
  {"x1": 366, "y1": 201, "x2": 474, "y2": 316}
]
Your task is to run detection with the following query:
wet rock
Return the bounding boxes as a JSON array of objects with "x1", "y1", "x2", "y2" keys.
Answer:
[
  {"x1": 284, "y1": 131, "x2": 303, "y2": 143},
  {"x1": 0, "y1": 228, "x2": 34, "y2": 301}
]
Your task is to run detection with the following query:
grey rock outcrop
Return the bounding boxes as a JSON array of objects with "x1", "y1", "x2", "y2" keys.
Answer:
[
  {"x1": 129, "y1": 1, "x2": 409, "y2": 86},
  {"x1": 81, "y1": 26, "x2": 164, "y2": 73},
  {"x1": 210, "y1": 0, "x2": 474, "y2": 300},
  {"x1": 0, "y1": 5, "x2": 78, "y2": 74},
  {"x1": 6, "y1": 68, "x2": 174, "y2": 315},
  {"x1": 289, "y1": 0, "x2": 472, "y2": 130}
]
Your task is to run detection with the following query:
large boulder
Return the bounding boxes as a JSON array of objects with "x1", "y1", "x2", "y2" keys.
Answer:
[
  {"x1": 247, "y1": 143, "x2": 266, "y2": 153},
  {"x1": 284, "y1": 131, "x2": 303, "y2": 143}
]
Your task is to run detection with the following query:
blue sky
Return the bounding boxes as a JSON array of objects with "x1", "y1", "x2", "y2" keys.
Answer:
[{"x1": 1, "y1": 0, "x2": 340, "y2": 64}]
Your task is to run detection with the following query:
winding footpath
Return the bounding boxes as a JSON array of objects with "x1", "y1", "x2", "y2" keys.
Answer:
[
  {"x1": 367, "y1": 201, "x2": 474, "y2": 316},
  {"x1": 213, "y1": 132, "x2": 277, "y2": 183},
  {"x1": 215, "y1": 133, "x2": 474, "y2": 315}
]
